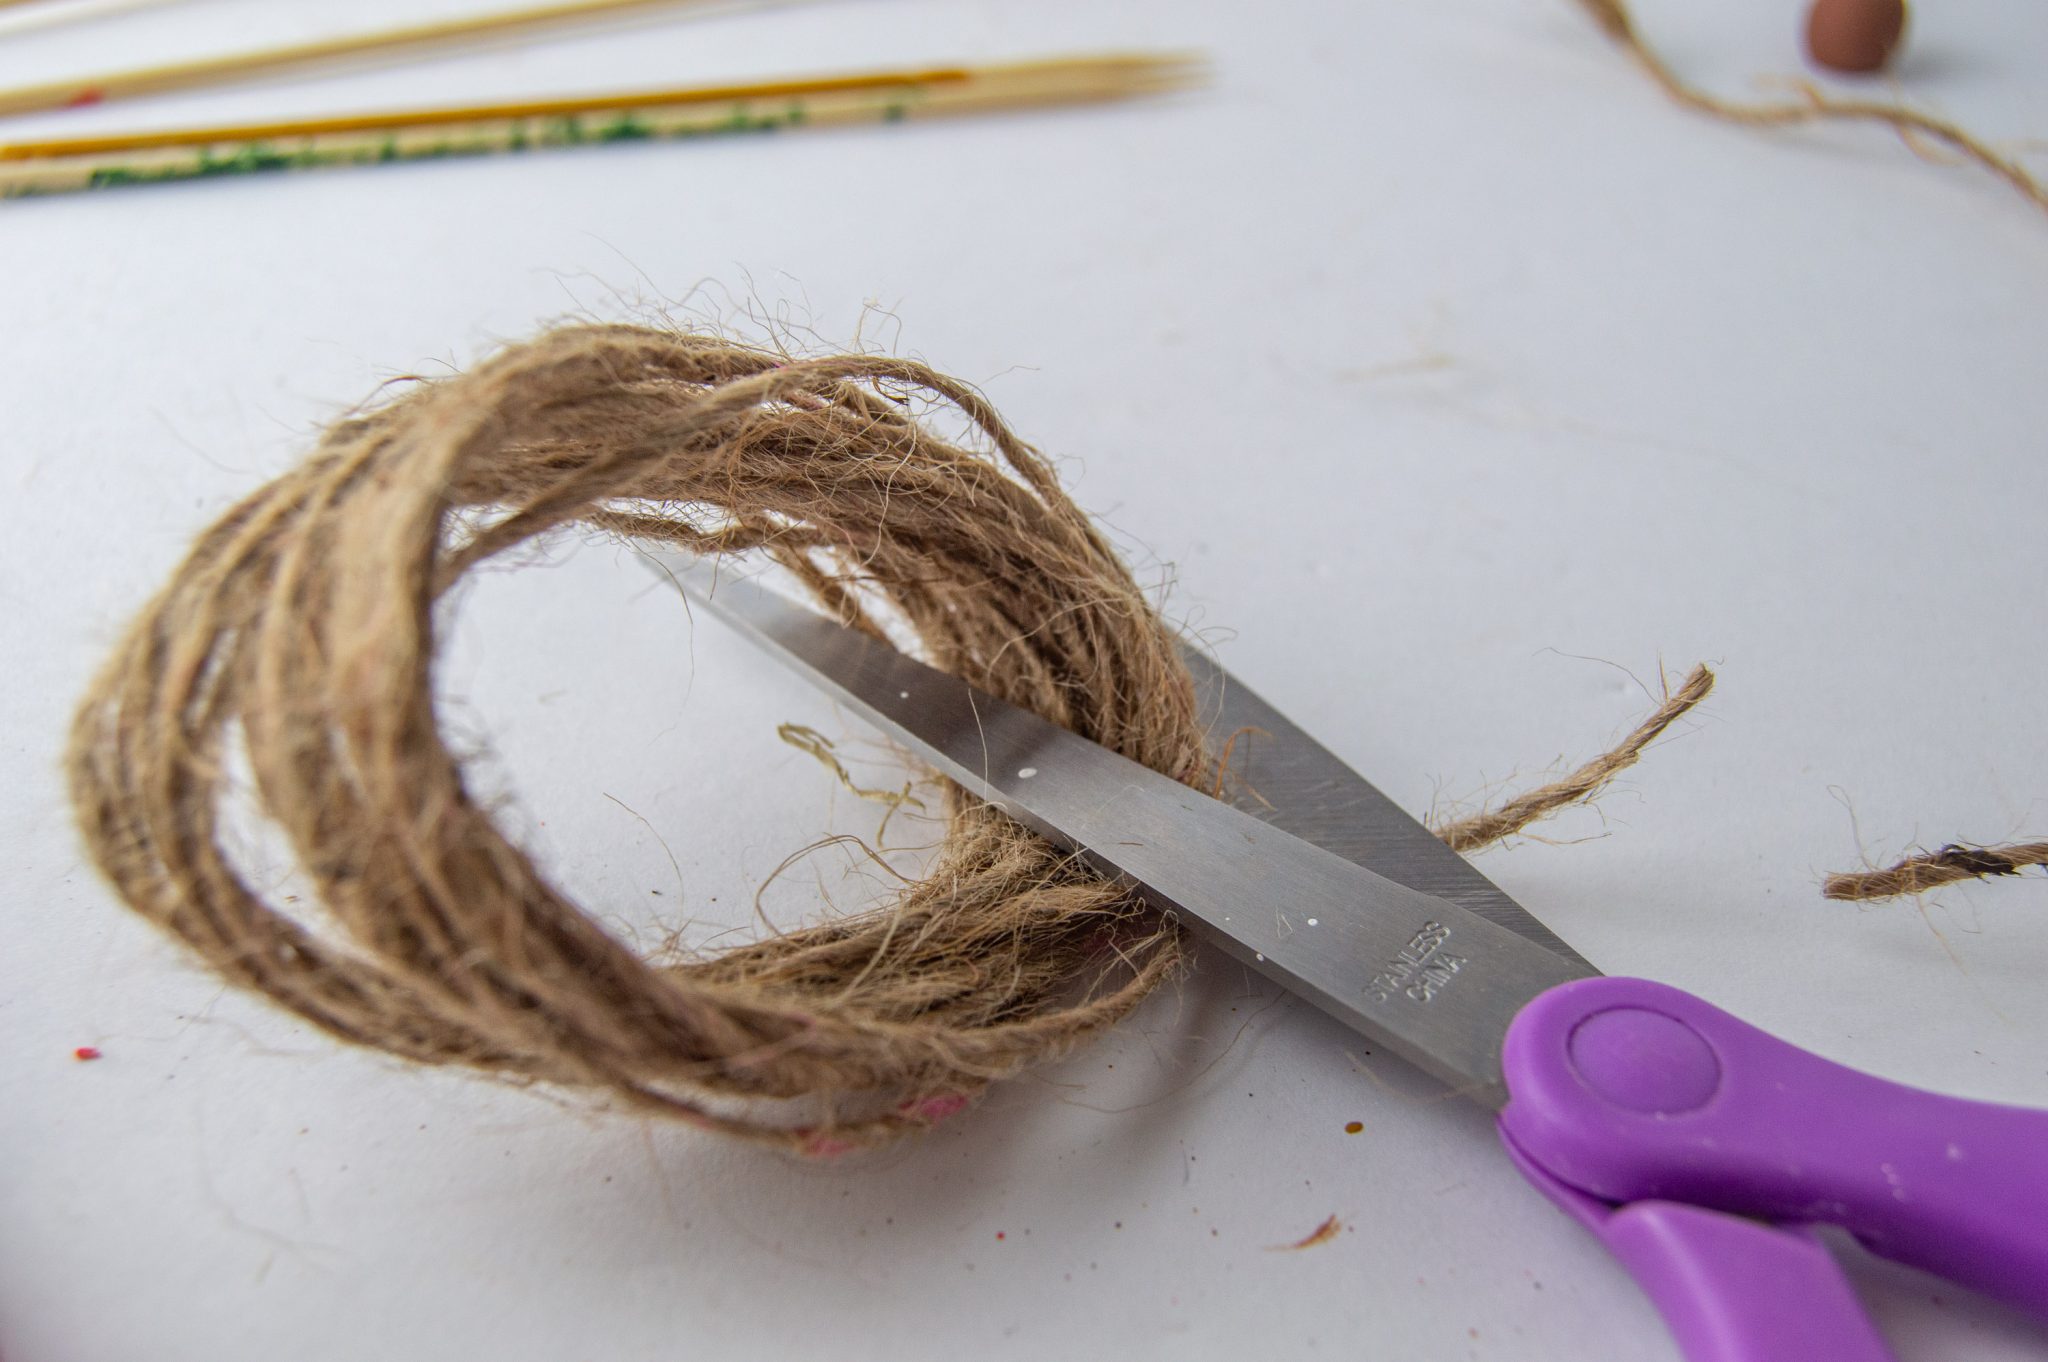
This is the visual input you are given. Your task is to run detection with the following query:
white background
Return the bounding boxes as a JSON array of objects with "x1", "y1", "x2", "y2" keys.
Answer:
[{"x1": 2, "y1": 0, "x2": 2046, "y2": 1359}]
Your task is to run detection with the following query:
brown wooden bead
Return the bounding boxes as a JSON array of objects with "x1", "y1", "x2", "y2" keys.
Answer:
[{"x1": 1805, "y1": 0, "x2": 1908, "y2": 74}]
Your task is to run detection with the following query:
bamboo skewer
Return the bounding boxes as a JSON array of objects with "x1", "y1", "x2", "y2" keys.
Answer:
[
  {"x1": 0, "y1": 0, "x2": 183, "y2": 35},
  {"x1": 0, "y1": 53, "x2": 1204, "y2": 198},
  {"x1": 0, "y1": 0, "x2": 744, "y2": 117}
]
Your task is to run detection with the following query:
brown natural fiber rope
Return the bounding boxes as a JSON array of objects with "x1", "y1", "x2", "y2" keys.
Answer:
[
  {"x1": 1577, "y1": 0, "x2": 2048, "y2": 218},
  {"x1": 1825, "y1": 842, "x2": 2048, "y2": 901},
  {"x1": 68, "y1": 324, "x2": 1714, "y2": 1152},
  {"x1": 1437, "y1": 665, "x2": 1714, "y2": 853},
  {"x1": 68, "y1": 324, "x2": 1216, "y2": 1154}
]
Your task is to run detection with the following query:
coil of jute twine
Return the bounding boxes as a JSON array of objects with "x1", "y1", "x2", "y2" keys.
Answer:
[{"x1": 75, "y1": 321, "x2": 1914, "y2": 1154}]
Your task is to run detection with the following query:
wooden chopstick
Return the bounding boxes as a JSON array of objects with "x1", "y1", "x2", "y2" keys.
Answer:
[
  {"x1": 0, "y1": 52, "x2": 1206, "y2": 198},
  {"x1": 0, "y1": 0, "x2": 746, "y2": 117},
  {"x1": 0, "y1": 0, "x2": 182, "y2": 30}
]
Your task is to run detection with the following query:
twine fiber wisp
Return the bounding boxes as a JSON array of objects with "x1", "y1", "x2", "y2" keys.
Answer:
[
  {"x1": 68, "y1": 325, "x2": 1215, "y2": 1154},
  {"x1": 69, "y1": 325, "x2": 1727, "y2": 1153}
]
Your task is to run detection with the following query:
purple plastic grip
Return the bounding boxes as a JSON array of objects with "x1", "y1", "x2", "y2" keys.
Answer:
[
  {"x1": 1501, "y1": 1128, "x2": 1900, "y2": 1362},
  {"x1": 1499, "y1": 977, "x2": 2048, "y2": 1319},
  {"x1": 1600, "y1": 1206, "x2": 1899, "y2": 1362}
]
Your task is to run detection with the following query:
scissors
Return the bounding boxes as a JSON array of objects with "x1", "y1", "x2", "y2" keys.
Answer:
[{"x1": 650, "y1": 553, "x2": 2048, "y2": 1362}]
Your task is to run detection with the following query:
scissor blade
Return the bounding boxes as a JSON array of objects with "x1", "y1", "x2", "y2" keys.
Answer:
[
  {"x1": 648, "y1": 553, "x2": 1595, "y2": 1104},
  {"x1": 1181, "y1": 650, "x2": 1596, "y2": 971}
]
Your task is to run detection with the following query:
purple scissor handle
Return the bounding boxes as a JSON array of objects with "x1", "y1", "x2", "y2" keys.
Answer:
[{"x1": 1499, "y1": 976, "x2": 2048, "y2": 1362}]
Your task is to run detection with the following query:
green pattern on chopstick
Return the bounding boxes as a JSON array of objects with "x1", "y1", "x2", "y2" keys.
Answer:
[{"x1": 0, "y1": 53, "x2": 1204, "y2": 200}]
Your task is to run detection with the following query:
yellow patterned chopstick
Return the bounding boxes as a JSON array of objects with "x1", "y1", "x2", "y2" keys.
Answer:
[{"x1": 0, "y1": 53, "x2": 1205, "y2": 198}]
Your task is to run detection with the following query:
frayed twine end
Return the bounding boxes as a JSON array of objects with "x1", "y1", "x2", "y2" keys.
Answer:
[{"x1": 1824, "y1": 842, "x2": 2048, "y2": 902}]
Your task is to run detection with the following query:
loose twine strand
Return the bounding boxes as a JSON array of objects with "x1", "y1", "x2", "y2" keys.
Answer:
[
  {"x1": 1578, "y1": 0, "x2": 2048, "y2": 218},
  {"x1": 65, "y1": 325, "x2": 1725, "y2": 1151},
  {"x1": 1825, "y1": 842, "x2": 2048, "y2": 901},
  {"x1": 1437, "y1": 665, "x2": 1714, "y2": 853}
]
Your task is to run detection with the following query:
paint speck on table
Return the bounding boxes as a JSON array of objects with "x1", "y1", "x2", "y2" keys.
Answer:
[
  {"x1": 72, "y1": 1046, "x2": 102, "y2": 1061},
  {"x1": 1272, "y1": 1213, "x2": 1343, "y2": 1251}
]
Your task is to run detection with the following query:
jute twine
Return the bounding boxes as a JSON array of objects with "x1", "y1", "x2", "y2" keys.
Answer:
[
  {"x1": 62, "y1": 323, "x2": 1731, "y2": 1152},
  {"x1": 1580, "y1": 0, "x2": 2048, "y2": 218},
  {"x1": 68, "y1": 325, "x2": 1222, "y2": 1152}
]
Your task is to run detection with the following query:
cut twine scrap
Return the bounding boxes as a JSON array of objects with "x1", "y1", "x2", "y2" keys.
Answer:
[
  {"x1": 1825, "y1": 842, "x2": 2048, "y2": 902},
  {"x1": 1435, "y1": 665, "x2": 1715, "y2": 853}
]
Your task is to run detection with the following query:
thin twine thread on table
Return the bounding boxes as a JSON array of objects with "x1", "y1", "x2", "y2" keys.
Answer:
[
  {"x1": 1435, "y1": 666, "x2": 1715, "y2": 854},
  {"x1": 66, "y1": 324, "x2": 1719, "y2": 1153},
  {"x1": 1825, "y1": 842, "x2": 2048, "y2": 901},
  {"x1": 1577, "y1": 0, "x2": 2048, "y2": 218}
]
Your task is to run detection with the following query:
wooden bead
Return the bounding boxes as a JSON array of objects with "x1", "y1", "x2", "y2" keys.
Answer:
[{"x1": 1805, "y1": 0, "x2": 1908, "y2": 74}]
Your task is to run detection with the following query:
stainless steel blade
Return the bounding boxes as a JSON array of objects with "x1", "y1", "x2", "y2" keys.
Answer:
[
  {"x1": 1180, "y1": 649, "x2": 1596, "y2": 971},
  {"x1": 646, "y1": 552, "x2": 1596, "y2": 1104}
]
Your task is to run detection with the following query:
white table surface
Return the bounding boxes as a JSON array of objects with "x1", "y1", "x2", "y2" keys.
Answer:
[{"x1": 3, "y1": 1, "x2": 2046, "y2": 1359}]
